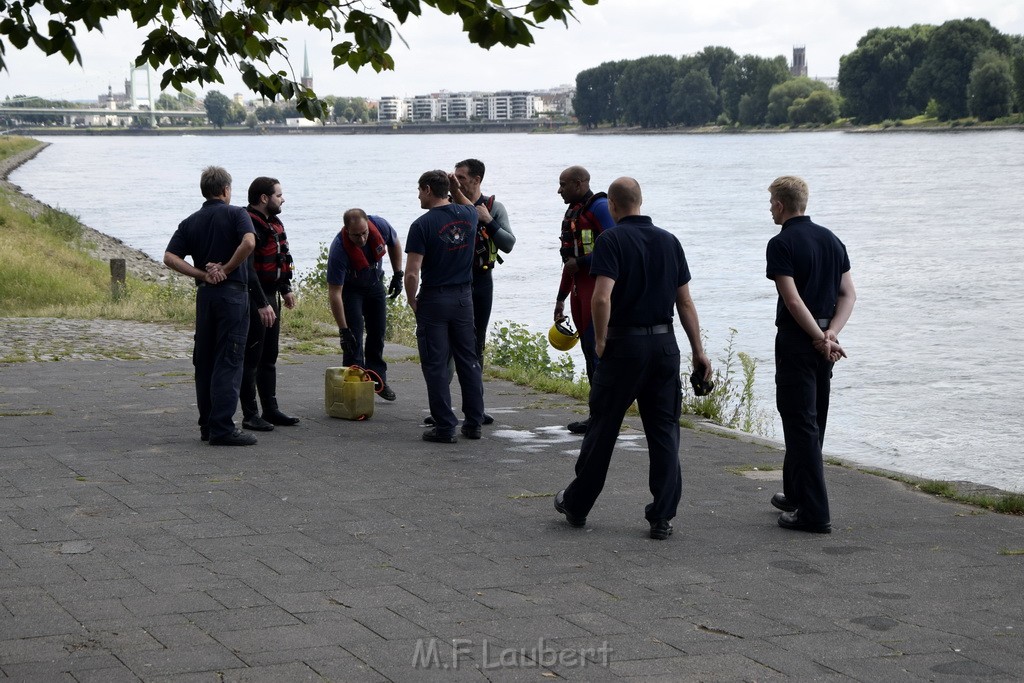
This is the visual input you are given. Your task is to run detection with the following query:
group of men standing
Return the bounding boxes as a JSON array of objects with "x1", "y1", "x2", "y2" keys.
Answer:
[{"x1": 166, "y1": 163, "x2": 855, "y2": 541}]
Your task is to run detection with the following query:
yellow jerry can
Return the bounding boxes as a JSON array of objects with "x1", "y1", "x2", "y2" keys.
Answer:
[{"x1": 324, "y1": 366, "x2": 375, "y2": 420}]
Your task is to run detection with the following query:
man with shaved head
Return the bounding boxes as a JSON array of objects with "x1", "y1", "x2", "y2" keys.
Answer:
[
  {"x1": 554, "y1": 177, "x2": 712, "y2": 540},
  {"x1": 554, "y1": 165, "x2": 615, "y2": 434}
]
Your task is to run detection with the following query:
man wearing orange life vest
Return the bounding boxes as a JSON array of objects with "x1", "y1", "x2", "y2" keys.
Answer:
[
  {"x1": 554, "y1": 165, "x2": 616, "y2": 434},
  {"x1": 239, "y1": 176, "x2": 300, "y2": 431},
  {"x1": 327, "y1": 208, "x2": 404, "y2": 401}
]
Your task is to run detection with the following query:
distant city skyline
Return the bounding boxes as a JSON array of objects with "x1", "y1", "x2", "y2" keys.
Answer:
[{"x1": 1, "y1": 1, "x2": 1021, "y2": 102}]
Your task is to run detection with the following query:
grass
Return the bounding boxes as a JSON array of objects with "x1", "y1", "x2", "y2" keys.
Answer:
[{"x1": 858, "y1": 468, "x2": 1024, "y2": 516}]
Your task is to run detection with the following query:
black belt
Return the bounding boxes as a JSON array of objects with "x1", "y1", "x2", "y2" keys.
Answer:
[
  {"x1": 197, "y1": 280, "x2": 246, "y2": 292},
  {"x1": 606, "y1": 324, "x2": 672, "y2": 338},
  {"x1": 816, "y1": 317, "x2": 832, "y2": 329}
]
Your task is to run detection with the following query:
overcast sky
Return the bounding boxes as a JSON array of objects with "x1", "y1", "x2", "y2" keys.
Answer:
[{"x1": 2, "y1": 0, "x2": 1022, "y2": 102}]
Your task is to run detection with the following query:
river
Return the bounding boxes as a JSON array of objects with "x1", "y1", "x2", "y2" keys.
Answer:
[{"x1": 11, "y1": 130, "x2": 1024, "y2": 493}]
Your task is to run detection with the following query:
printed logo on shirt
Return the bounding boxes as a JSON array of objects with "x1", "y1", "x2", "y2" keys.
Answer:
[{"x1": 439, "y1": 219, "x2": 472, "y2": 249}]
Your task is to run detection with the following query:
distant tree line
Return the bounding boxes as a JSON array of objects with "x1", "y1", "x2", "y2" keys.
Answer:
[
  {"x1": 574, "y1": 18, "x2": 1024, "y2": 128},
  {"x1": 839, "y1": 18, "x2": 1024, "y2": 123},
  {"x1": 574, "y1": 47, "x2": 839, "y2": 129}
]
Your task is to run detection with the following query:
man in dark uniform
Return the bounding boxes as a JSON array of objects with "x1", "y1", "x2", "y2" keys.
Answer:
[
  {"x1": 553, "y1": 165, "x2": 615, "y2": 434},
  {"x1": 327, "y1": 208, "x2": 404, "y2": 400},
  {"x1": 554, "y1": 177, "x2": 712, "y2": 540},
  {"x1": 238, "y1": 176, "x2": 300, "y2": 432},
  {"x1": 766, "y1": 175, "x2": 856, "y2": 534},
  {"x1": 164, "y1": 166, "x2": 257, "y2": 446},
  {"x1": 404, "y1": 170, "x2": 486, "y2": 444}
]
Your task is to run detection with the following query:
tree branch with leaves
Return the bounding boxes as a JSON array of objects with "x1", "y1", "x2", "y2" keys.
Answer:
[{"x1": 0, "y1": 0, "x2": 598, "y2": 119}]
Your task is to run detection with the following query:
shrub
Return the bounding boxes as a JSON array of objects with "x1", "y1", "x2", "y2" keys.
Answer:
[
  {"x1": 682, "y1": 328, "x2": 772, "y2": 436},
  {"x1": 487, "y1": 320, "x2": 575, "y2": 381}
]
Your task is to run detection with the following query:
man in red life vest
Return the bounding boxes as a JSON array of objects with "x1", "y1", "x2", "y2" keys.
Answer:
[
  {"x1": 327, "y1": 208, "x2": 404, "y2": 400},
  {"x1": 238, "y1": 176, "x2": 300, "y2": 431},
  {"x1": 554, "y1": 165, "x2": 616, "y2": 434}
]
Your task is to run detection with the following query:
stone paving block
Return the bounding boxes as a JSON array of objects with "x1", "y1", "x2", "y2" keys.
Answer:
[
  {"x1": 217, "y1": 661, "x2": 324, "y2": 682},
  {"x1": 185, "y1": 605, "x2": 302, "y2": 633},
  {"x1": 0, "y1": 661, "x2": 79, "y2": 680},
  {"x1": 303, "y1": 652, "x2": 390, "y2": 682},
  {"x1": 58, "y1": 598, "x2": 134, "y2": 622},
  {"x1": 212, "y1": 621, "x2": 383, "y2": 654},
  {"x1": 264, "y1": 591, "x2": 338, "y2": 615},
  {"x1": 143, "y1": 623, "x2": 222, "y2": 649},
  {"x1": 234, "y1": 644, "x2": 350, "y2": 668},
  {"x1": 69, "y1": 664, "x2": 145, "y2": 683},
  {"x1": 0, "y1": 632, "x2": 77, "y2": 664},
  {"x1": 205, "y1": 584, "x2": 273, "y2": 610},
  {"x1": 341, "y1": 606, "x2": 433, "y2": 640},
  {"x1": 121, "y1": 590, "x2": 222, "y2": 617},
  {"x1": 119, "y1": 644, "x2": 246, "y2": 678}
]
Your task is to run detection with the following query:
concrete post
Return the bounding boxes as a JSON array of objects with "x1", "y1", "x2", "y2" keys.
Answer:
[{"x1": 110, "y1": 258, "x2": 126, "y2": 301}]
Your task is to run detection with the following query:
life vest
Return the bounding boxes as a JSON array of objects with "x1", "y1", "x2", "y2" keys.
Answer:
[
  {"x1": 559, "y1": 191, "x2": 607, "y2": 262},
  {"x1": 473, "y1": 195, "x2": 503, "y2": 272},
  {"x1": 342, "y1": 217, "x2": 387, "y2": 273},
  {"x1": 248, "y1": 209, "x2": 293, "y2": 285}
]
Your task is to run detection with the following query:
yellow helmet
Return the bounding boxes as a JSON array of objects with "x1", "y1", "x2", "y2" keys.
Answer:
[{"x1": 548, "y1": 317, "x2": 579, "y2": 351}]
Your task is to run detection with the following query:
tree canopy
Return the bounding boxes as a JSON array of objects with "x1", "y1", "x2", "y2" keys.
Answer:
[{"x1": 0, "y1": 0, "x2": 599, "y2": 119}]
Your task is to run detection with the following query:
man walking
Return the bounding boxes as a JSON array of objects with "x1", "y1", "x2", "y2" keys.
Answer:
[
  {"x1": 553, "y1": 165, "x2": 615, "y2": 434},
  {"x1": 554, "y1": 177, "x2": 711, "y2": 540},
  {"x1": 557, "y1": 180, "x2": 708, "y2": 540},
  {"x1": 404, "y1": 170, "x2": 486, "y2": 443},
  {"x1": 327, "y1": 208, "x2": 404, "y2": 400},
  {"x1": 766, "y1": 175, "x2": 856, "y2": 534},
  {"x1": 164, "y1": 166, "x2": 257, "y2": 446},
  {"x1": 238, "y1": 176, "x2": 300, "y2": 431}
]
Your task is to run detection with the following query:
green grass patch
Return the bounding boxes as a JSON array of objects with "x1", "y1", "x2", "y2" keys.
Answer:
[{"x1": 859, "y1": 468, "x2": 1024, "y2": 516}]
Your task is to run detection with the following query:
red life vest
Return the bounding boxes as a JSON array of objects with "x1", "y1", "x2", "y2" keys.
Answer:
[
  {"x1": 342, "y1": 218, "x2": 387, "y2": 273},
  {"x1": 247, "y1": 209, "x2": 293, "y2": 285},
  {"x1": 559, "y1": 191, "x2": 607, "y2": 262}
]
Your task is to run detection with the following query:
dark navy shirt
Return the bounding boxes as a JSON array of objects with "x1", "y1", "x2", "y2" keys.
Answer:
[
  {"x1": 766, "y1": 215, "x2": 851, "y2": 330},
  {"x1": 326, "y1": 215, "x2": 398, "y2": 288},
  {"x1": 405, "y1": 203, "x2": 478, "y2": 287},
  {"x1": 165, "y1": 199, "x2": 255, "y2": 285},
  {"x1": 590, "y1": 215, "x2": 691, "y2": 327}
]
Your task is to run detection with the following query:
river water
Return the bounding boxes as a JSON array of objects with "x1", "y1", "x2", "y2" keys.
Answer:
[{"x1": 12, "y1": 131, "x2": 1024, "y2": 493}]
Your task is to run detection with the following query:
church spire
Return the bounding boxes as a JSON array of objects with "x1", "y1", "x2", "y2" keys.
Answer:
[{"x1": 301, "y1": 42, "x2": 313, "y2": 89}]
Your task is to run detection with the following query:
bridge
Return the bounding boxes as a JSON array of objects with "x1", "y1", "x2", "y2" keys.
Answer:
[{"x1": 0, "y1": 107, "x2": 206, "y2": 121}]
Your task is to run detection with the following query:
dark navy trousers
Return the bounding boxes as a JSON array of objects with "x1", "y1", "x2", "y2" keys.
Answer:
[
  {"x1": 415, "y1": 284, "x2": 485, "y2": 436},
  {"x1": 471, "y1": 268, "x2": 493, "y2": 362},
  {"x1": 563, "y1": 332, "x2": 683, "y2": 522},
  {"x1": 775, "y1": 327, "x2": 833, "y2": 524},
  {"x1": 342, "y1": 280, "x2": 388, "y2": 385},
  {"x1": 241, "y1": 289, "x2": 280, "y2": 416},
  {"x1": 193, "y1": 285, "x2": 248, "y2": 439}
]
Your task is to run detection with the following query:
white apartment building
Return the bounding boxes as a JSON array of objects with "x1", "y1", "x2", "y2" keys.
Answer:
[
  {"x1": 376, "y1": 89, "x2": 559, "y2": 123},
  {"x1": 377, "y1": 95, "x2": 407, "y2": 122}
]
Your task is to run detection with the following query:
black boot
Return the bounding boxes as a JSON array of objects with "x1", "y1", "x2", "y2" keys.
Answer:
[
  {"x1": 257, "y1": 369, "x2": 299, "y2": 426},
  {"x1": 241, "y1": 383, "x2": 274, "y2": 431},
  {"x1": 262, "y1": 398, "x2": 299, "y2": 426}
]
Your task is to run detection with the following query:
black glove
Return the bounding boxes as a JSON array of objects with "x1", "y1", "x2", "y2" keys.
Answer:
[
  {"x1": 388, "y1": 270, "x2": 404, "y2": 299},
  {"x1": 690, "y1": 370, "x2": 715, "y2": 397},
  {"x1": 339, "y1": 327, "x2": 358, "y2": 358}
]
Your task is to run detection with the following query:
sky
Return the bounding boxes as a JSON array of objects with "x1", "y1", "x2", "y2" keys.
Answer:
[{"x1": 1, "y1": 0, "x2": 1022, "y2": 103}]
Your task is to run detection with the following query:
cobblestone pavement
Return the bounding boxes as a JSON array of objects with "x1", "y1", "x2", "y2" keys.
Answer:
[
  {"x1": 2, "y1": 326, "x2": 1024, "y2": 680},
  {"x1": 0, "y1": 317, "x2": 193, "y2": 362}
]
